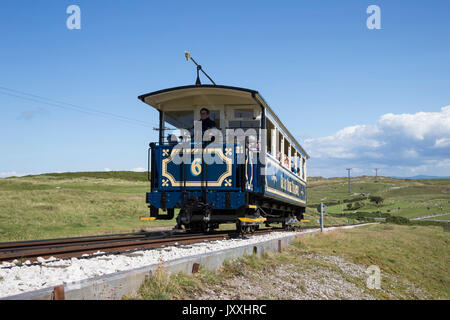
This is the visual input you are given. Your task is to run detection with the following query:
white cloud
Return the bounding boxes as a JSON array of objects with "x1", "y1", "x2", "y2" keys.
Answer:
[
  {"x1": 304, "y1": 105, "x2": 450, "y2": 177},
  {"x1": 104, "y1": 168, "x2": 112, "y2": 172},
  {"x1": 0, "y1": 171, "x2": 17, "y2": 178},
  {"x1": 378, "y1": 106, "x2": 450, "y2": 141},
  {"x1": 132, "y1": 167, "x2": 146, "y2": 172},
  {"x1": 434, "y1": 138, "x2": 450, "y2": 148}
]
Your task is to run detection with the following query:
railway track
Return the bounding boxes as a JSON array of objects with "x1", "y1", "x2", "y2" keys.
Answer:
[
  {"x1": 0, "y1": 224, "x2": 361, "y2": 264},
  {"x1": 0, "y1": 228, "x2": 272, "y2": 264}
]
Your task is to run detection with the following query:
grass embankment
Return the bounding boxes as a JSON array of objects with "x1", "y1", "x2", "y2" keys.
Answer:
[
  {"x1": 132, "y1": 224, "x2": 449, "y2": 300},
  {"x1": 0, "y1": 172, "x2": 177, "y2": 241}
]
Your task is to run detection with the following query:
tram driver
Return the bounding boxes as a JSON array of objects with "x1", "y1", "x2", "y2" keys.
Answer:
[
  {"x1": 199, "y1": 108, "x2": 216, "y2": 133},
  {"x1": 186, "y1": 108, "x2": 216, "y2": 142}
]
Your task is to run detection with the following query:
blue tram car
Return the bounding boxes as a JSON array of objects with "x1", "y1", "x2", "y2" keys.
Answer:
[{"x1": 138, "y1": 84, "x2": 309, "y2": 232}]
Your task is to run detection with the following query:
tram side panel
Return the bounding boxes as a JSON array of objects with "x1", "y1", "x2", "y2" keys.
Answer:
[{"x1": 261, "y1": 155, "x2": 307, "y2": 217}]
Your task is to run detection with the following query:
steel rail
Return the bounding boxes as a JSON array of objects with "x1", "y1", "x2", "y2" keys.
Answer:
[
  {"x1": 0, "y1": 232, "x2": 160, "y2": 250},
  {"x1": 0, "y1": 223, "x2": 365, "y2": 263},
  {"x1": 0, "y1": 231, "x2": 236, "y2": 262}
]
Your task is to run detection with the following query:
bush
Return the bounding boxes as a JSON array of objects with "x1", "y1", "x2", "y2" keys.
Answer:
[
  {"x1": 353, "y1": 201, "x2": 362, "y2": 210},
  {"x1": 386, "y1": 216, "x2": 410, "y2": 225},
  {"x1": 369, "y1": 196, "x2": 384, "y2": 205},
  {"x1": 328, "y1": 211, "x2": 387, "y2": 222},
  {"x1": 411, "y1": 220, "x2": 450, "y2": 227}
]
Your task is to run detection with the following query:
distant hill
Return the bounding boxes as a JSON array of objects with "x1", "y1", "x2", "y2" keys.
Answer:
[
  {"x1": 390, "y1": 175, "x2": 450, "y2": 180},
  {"x1": 22, "y1": 171, "x2": 149, "y2": 182},
  {"x1": 4, "y1": 171, "x2": 449, "y2": 181}
]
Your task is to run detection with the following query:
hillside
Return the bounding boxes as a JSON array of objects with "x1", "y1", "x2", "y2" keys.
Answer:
[
  {"x1": 0, "y1": 172, "x2": 449, "y2": 241},
  {"x1": 306, "y1": 176, "x2": 450, "y2": 219},
  {"x1": 0, "y1": 171, "x2": 160, "y2": 241}
]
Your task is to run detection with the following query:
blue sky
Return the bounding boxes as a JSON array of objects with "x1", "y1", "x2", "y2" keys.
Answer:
[{"x1": 1, "y1": 0, "x2": 449, "y2": 177}]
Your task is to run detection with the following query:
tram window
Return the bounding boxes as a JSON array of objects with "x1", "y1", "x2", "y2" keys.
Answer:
[
  {"x1": 302, "y1": 158, "x2": 306, "y2": 180},
  {"x1": 283, "y1": 140, "x2": 290, "y2": 168},
  {"x1": 165, "y1": 110, "x2": 194, "y2": 129},
  {"x1": 234, "y1": 109, "x2": 254, "y2": 119},
  {"x1": 290, "y1": 146, "x2": 295, "y2": 172},
  {"x1": 277, "y1": 134, "x2": 282, "y2": 162},
  {"x1": 266, "y1": 119, "x2": 275, "y2": 156},
  {"x1": 228, "y1": 120, "x2": 260, "y2": 128},
  {"x1": 204, "y1": 109, "x2": 221, "y2": 129}
]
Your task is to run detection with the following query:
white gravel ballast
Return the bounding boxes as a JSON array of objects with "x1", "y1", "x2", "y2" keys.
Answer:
[
  {"x1": 0, "y1": 231, "x2": 299, "y2": 298},
  {"x1": 0, "y1": 224, "x2": 374, "y2": 299}
]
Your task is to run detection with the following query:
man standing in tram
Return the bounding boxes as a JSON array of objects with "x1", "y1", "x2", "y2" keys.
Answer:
[{"x1": 200, "y1": 108, "x2": 216, "y2": 133}]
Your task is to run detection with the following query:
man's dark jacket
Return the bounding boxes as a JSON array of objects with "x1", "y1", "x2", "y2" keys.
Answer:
[{"x1": 202, "y1": 117, "x2": 216, "y2": 132}]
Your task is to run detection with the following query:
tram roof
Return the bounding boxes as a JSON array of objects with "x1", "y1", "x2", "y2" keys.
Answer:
[{"x1": 138, "y1": 85, "x2": 309, "y2": 158}]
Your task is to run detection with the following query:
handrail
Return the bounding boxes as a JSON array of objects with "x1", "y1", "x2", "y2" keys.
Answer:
[{"x1": 147, "y1": 147, "x2": 151, "y2": 183}]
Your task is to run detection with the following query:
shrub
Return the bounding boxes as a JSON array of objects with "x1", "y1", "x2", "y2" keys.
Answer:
[
  {"x1": 343, "y1": 196, "x2": 366, "y2": 203},
  {"x1": 369, "y1": 196, "x2": 384, "y2": 205},
  {"x1": 386, "y1": 216, "x2": 410, "y2": 225},
  {"x1": 411, "y1": 220, "x2": 450, "y2": 227},
  {"x1": 353, "y1": 201, "x2": 362, "y2": 210}
]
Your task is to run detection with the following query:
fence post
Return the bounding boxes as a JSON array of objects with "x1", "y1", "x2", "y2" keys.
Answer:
[
  {"x1": 192, "y1": 263, "x2": 200, "y2": 273},
  {"x1": 53, "y1": 286, "x2": 65, "y2": 300}
]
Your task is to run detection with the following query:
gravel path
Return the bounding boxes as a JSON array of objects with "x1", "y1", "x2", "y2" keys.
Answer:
[
  {"x1": 195, "y1": 253, "x2": 431, "y2": 300},
  {"x1": 410, "y1": 212, "x2": 450, "y2": 220},
  {"x1": 196, "y1": 254, "x2": 376, "y2": 300}
]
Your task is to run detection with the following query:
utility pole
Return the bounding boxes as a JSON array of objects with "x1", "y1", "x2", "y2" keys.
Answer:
[
  {"x1": 346, "y1": 168, "x2": 352, "y2": 193},
  {"x1": 374, "y1": 168, "x2": 379, "y2": 181}
]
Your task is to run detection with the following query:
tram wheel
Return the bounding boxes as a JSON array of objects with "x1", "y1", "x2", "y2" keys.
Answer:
[{"x1": 236, "y1": 221, "x2": 246, "y2": 234}]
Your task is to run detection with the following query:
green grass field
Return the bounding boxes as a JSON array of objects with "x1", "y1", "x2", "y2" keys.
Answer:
[
  {"x1": 0, "y1": 172, "x2": 449, "y2": 241},
  {"x1": 0, "y1": 172, "x2": 178, "y2": 241},
  {"x1": 308, "y1": 176, "x2": 450, "y2": 219}
]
